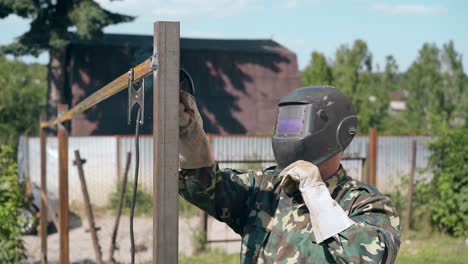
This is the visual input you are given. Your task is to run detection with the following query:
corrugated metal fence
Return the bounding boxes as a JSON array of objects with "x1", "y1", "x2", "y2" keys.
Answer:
[{"x1": 20, "y1": 135, "x2": 435, "y2": 206}]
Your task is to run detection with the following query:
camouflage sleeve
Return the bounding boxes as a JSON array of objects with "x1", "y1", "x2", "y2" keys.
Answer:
[
  {"x1": 325, "y1": 190, "x2": 401, "y2": 263},
  {"x1": 179, "y1": 163, "x2": 259, "y2": 234}
]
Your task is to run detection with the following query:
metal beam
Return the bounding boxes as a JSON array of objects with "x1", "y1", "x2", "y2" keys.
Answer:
[
  {"x1": 404, "y1": 140, "x2": 417, "y2": 231},
  {"x1": 40, "y1": 58, "x2": 154, "y2": 128},
  {"x1": 153, "y1": 21, "x2": 180, "y2": 264},
  {"x1": 39, "y1": 114, "x2": 47, "y2": 264},
  {"x1": 368, "y1": 128, "x2": 378, "y2": 186},
  {"x1": 57, "y1": 104, "x2": 69, "y2": 264}
]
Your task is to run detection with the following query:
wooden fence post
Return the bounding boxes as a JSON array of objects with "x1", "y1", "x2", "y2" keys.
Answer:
[
  {"x1": 57, "y1": 104, "x2": 69, "y2": 264},
  {"x1": 39, "y1": 114, "x2": 48, "y2": 264},
  {"x1": 404, "y1": 140, "x2": 417, "y2": 231},
  {"x1": 73, "y1": 150, "x2": 103, "y2": 264},
  {"x1": 153, "y1": 21, "x2": 180, "y2": 264},
  {"x1": 368, "y1": 128, "x2": 378, "y2": 186}
]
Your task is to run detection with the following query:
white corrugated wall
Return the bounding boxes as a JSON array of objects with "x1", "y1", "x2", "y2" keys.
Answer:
[{"x1": 21, "y1": 134, "x2": 435, "y2": 206}]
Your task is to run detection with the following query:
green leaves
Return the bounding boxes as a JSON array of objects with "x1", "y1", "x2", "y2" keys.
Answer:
[
  {"x1": 69, "y1": 0, "x2": 134, "y2": 39},
  {"x1": 428, "y1": 128, "x2": 468, "y2": 237},
  {"x1": 0, "y1": 0, "x2": 135, "y2": 56},
  {"x1": 301, "y1": 51, "x2": 333, "y2": 86},
  {"x1": 0, "y1": 145, "x2": 27, "y2": 262},
  {"x1": 300, "y1": 40, "x2": 466, "y2": 134},
  {"x1": 0, "y1": 56, "x2": 47, "y2": 146}
]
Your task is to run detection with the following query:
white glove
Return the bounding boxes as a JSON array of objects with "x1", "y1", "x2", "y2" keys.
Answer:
[
  {"x1": 279, "y1": 160, "x2": 355, "y2": 243},
  {"x1": 179, "y1": 91, "x2": 215, "y2": 169}
]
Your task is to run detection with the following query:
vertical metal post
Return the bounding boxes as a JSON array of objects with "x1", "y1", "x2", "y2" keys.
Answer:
[
  {"x1": 198, "y1": 211, "x2": 208, "y2": 252},
  {"x1": 368, "y1": 128, "x2": 378, "y2": 186},
  {"x1": 116, "y1": 135, "x2": 121, "y2": 180},
  {"x1": 39, "y1": 114, "x2": 47, "y2": 264},
  {"x1": 57, "y1": 104, "x2": 69, "y2": 264},
  {"x1": 404, "y1": 140, "x2": 417, "y2": 230},
  {"x1": 153, "y1": 21, "x2": 180, "y2": 264},
  {"x1": 73, "y1": 150, "x2": 103, "y2": 264}
]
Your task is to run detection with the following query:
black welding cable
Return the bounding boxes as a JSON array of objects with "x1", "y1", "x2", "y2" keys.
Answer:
[{"x1": 130, "y1": 106, "x2": 141, "y2": 264}]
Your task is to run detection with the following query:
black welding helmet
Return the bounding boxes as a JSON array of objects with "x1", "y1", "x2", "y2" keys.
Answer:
[{"x1": 272, "y1": 86, "x2": 357, "y2": 169}]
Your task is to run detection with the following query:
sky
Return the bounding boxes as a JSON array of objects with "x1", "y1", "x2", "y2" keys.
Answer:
[{"x1": 0, "y1": 0, "x2": 466, "y2": 71}]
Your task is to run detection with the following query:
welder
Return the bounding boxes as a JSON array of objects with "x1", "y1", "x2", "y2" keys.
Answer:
[{"x1": 178, "y1": 86, "x2": 401, "y2": 263}]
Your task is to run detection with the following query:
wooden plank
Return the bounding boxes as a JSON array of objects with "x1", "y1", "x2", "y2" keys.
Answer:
[
  {"x1": 153, "y1": 21, "x2": 180, "y2": 264},
  {"x1": 368, "y1": 128, "x2": 378, "y2": 186},
  {"x1": 57, "y1": 104, "x2": 69, "y2": 264},
  {"x1": 73, "y1": 150, "x2": 103, "y2": 264},
  {"x1": 40, "y1": 58, "x2": 154, "y2": 128},
  {"x1": 39, "y1": 114, "x2": 48, "y2": 264},
  {"x1": 404, "y1": 140, "x2": 417, "y2": 230}
]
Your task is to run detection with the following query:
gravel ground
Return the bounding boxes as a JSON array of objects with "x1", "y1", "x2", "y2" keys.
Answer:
[{"x1": 23, "y1": 214, "x2": 240, "y2": 263}]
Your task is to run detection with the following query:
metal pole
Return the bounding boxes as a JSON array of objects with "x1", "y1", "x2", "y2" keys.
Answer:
[
  {"x1": 198, "y1": 211, "x2": 208, "y2": 252},
  {"x1": 116, "y1": 135, "x2": 121, "y2": 181},
  {"x1": 153, "y1": 21, "x2": 180, "y2": 264},
  {"x1": 404, "y1": 140, "x2": 417, "y2": 231},
  {"x1": 73, "y1": 150, "x2": 103, "y2": 264},
  {"x1": 39, "y1": 114, "x2": 48, "y2": 264},
  {"x1": 368, "y1": 128, "x2": 378, "y2": 186},
  {"x1": 57, "y1": 103, "x2": 69, "y2": 264},
  {"x1": 109, "y1": 152, "x2": 132, "y2": 263}
]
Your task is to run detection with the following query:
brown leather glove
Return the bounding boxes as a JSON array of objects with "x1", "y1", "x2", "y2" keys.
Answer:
[{"x1": 179, "y1": 91, "x2": 215, "y2": 169}]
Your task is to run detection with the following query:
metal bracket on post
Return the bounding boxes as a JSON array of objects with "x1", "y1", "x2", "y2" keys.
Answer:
[
  {"x1": 128, "y1": 68, "x2": 145, "y2": 125},
  {"x1": 151, "y1": 52, "x2": 159, "y2": 72}
]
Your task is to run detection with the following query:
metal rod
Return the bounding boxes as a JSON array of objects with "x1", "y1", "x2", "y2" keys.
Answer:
[
  {"x1": 368, "y1": 128, "x2": 378, "y2": 186},
  {"x1": 197, "y1": 211, "x2": 208, "y2": 253},
  {"x1": 39, "y1": 114, "x2": 47, "y2": 264},
  {"x1": 40, "y1": 58, "x2": 154, "y2": 128},
  {"x1": 57, "y1": 104, "x2": 69, "y2": 264},
  {"x1": 208, "y1": 239, "x2": 242, "y2": 243},
  {"x1": 109, "y1": 152, "x2": 132, "y2": 263},
  {"x1": 404, "y1": 140, "x2": 417, "y2": 231},
  {"x1": 73, "y1": 150, "x2": 103, "y2": 264},
  {"x1": 153, "y1": 21, "x2": 180, "y2": 264}
]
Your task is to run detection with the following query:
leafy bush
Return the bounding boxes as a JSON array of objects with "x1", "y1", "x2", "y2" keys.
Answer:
[
  {"x1": 388, "y1": 175, "x2": 433, "y2": 232},
  {"x1": 428, "y1": 128, "x2": 468, "y2": 237},
  {"x1": 107, "y1": 179, "x2": 200, "y2": 217},
  {"x1": 0, "y1": 145, "x2": 27, "y2": 262},
  {"x1": 107, "y1": 179, "x2": 153, "y2": 216}
]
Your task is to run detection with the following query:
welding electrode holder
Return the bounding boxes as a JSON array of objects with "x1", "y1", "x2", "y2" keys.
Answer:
[{"x1": 127, "y1": 68, "x2": 145, "y2": 125}]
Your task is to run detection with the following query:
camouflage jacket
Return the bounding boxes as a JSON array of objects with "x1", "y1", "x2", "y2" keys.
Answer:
[{"x1": 179, "y1": 163, "x2": 401, "y2": 263}]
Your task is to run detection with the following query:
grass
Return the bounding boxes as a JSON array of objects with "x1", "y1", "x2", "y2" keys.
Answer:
[
  {"x1": 396, "y1": 231, "x2": 468, "y2": 264},
  {"x1": 179, "y1": 250, "x2": 239, "y2": 264},
  {"x1": 176, "y1": 232, "x2": 467, "y2": 264}
]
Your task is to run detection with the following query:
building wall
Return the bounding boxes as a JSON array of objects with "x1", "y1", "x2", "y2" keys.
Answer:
[{"x1": 65, "y1": 36, "x2": 300, "y2": 136}]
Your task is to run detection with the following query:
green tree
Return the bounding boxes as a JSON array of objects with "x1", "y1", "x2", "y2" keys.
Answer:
[
  {"x1": 405, "y1": 43, "x2": 442, "y2": 133},
  {"x1": 0, "y1": 56, "x2": 47, "y2": 146},
  {"x1": 301, "y1": 51, "x2": 333, "y2": 86},
  {"x1": 333, "y1": 39, "x2": 372, "y2": 101},
  {"x1": 332, "y1": 39, "x2": 375, "y2": 132},
  {"x1": 0, "y1": 0, "x2": 134, "y2": 118},
  {"x1": 405, "y1": 42, "x2": 466, "y2": 133},
  {"x1": 441, "y1": 41, "x2": 466, "y2": 128}
]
